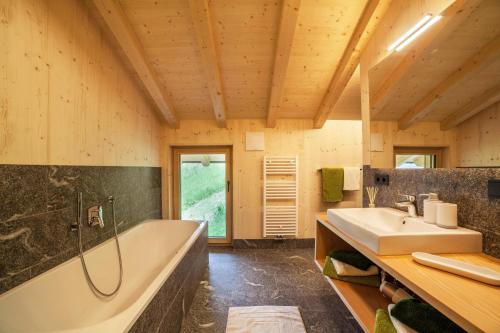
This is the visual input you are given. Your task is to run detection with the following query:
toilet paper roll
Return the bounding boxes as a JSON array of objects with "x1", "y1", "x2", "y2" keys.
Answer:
[
  {"x1": 423, "y1": 199, "x2": 443, "y2": 224},
  {"x1": 436, "y1": 203, "x2": 458, "y2": 229}
]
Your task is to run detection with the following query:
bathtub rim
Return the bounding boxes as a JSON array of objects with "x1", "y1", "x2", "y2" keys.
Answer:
[{"x1": 0, "y1": 219, "x2": 207, "y2": 333}]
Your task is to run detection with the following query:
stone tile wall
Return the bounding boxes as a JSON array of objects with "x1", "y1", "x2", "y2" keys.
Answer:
[
  {"x1": 0, "y1": 165, "x2": 162, "y2": 294},
  {"x1": 363, "y1": 167, "x2": 500, "y2": 258}
]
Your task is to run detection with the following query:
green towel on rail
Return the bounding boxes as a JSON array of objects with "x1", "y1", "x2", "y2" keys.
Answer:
[
  {"x1": 390, "y1": 299, "x2": 466, "y2": 333},
  {"x1": 323, "y1": 256, "x2": 380, "y2": 287},
  {"x1": 375, "y1": 309, "x2": 397, "y2": 333},
  {"x1": 321, "y1": 168, "x2": 344, "y2": 202}
]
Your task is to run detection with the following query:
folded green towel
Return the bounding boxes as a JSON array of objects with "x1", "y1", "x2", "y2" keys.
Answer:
[
  {"x1": 329, "y1": 250, "x2": 373, "y2": 270},
  {"x1": 321, "y1": 168, "x2": 343, "y2": 202},
  {"x1": 375, "y1": 309, "x2": 397, "y2": 333},
  {"x1": 390, "y1": 299, "x2": 466, "y2": 333},
  {"x1": 323, "y1": 256, "x2": 380, "y2": 287}
]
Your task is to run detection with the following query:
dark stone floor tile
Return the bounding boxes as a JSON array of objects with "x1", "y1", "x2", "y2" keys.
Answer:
[
  {"x1": 301, "y1": 310, "x2": 362, "y2": 333},
  {"x1": 181, "y1": 247, "x2": 362, "y2": 333},
  {"x1": 252, "y1": 248, "x2": 315, "y2": 263},
  {"x1": 180, "y1": 310, "x2": 228, "y2": 333}
]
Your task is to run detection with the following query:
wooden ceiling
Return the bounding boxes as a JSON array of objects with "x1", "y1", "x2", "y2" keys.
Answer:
[
  {"x1": 90, "y1": 0, "x2": 500, "y2": 129},
  {"x1": 369, "y1": 0, "x2": 500, "y2": 130},
  {"x1": 90, "y1": 0, "x2": 388, "y2": 127}
]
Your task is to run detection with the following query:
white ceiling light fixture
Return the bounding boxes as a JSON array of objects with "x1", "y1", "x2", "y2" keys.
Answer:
[{"x1": 387, "y1": 14, "x2": 442, "y2": 52}]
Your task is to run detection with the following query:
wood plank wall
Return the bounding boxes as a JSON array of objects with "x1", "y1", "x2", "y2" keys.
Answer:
[
  {"x1": 456, "y1": 102, "x2": 500, "y2": 167},
  {"x1": 0, "y1": 0, "x2": 161, "y2": 166},
  {"x1": 161, "y1": 119, "x2": 363, "y2": 239}
]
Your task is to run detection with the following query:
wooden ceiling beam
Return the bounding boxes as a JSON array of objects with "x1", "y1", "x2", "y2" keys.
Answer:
[
  {"x1": 313, "y1": 0, "x2": 390, "y2": 129},
  {"x1": 91, "y1": 0, "x2": 178, "y2": 128},
  {"x1": 266, "y1": 0, "x2": 301, "y2": 128},
  {"x1": 440, "y1": 84, "x2": 500, "y2": 130},
  {"x1": 189, "y1": 0, "x2": 227, "y2": 128},
  {"x1": 398, "y1": 35, "x2": 500, "y2": 130},
  {"x1": 370, "y1": 0, "x2": 482, "y2": 118}
]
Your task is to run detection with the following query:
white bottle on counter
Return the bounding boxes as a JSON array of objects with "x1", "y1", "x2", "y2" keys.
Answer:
[{"x1": 419, "y1": 193, "x2": 442, "y2": 224}]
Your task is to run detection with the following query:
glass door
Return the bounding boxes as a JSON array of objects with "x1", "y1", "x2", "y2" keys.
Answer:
[{"x1": 172, "y1": 147, "x2": 232, "y2": 244}]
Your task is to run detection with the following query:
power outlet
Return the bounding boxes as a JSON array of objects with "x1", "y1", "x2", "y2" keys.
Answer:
[
  {"x1": 374, "y1": 173, "x2": 390, "y2": 186},
  {"x1": 488, "y1": 179, "x2": 500, "y2": 198}
]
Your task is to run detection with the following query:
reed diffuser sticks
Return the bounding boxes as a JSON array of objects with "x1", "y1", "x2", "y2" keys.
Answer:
[{"x1": 366, "y1": 186, "x2": 379, "y2": 208}]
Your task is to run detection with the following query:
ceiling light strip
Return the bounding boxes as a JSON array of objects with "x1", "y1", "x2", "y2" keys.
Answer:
[
  {"x1": 395, "y1": 15, "x2": 442, "y2": 52},
  {"x1": 387, "y1": 14, "x2": 442, "y2": 52},
  {"x1": 387, "y1": 15, "x2": 432, "y2": 51}
]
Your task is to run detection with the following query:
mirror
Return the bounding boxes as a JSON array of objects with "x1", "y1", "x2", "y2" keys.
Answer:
[{"x1": 367, "y1": 0, "x2": 500, "y2": 169}]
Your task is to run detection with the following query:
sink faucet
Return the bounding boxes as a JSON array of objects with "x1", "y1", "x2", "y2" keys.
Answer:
[{"x1": 396, "y1": 194, "x2": 417, "y2": 217}]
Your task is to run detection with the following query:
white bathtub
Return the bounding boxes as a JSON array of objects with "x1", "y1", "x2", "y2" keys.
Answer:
[{"x1": 0, "y1": 219, "x2": 207, "y2": 333}]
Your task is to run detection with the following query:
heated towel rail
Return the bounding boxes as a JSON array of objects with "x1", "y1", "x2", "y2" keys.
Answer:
[{"x1": 263, "y1": 156, "x2": 298, "y2": 237}]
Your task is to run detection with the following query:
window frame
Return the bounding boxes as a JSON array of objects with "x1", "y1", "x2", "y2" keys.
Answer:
[{"x1": 393, "y1": 146, "x2": 444, "y2": 169}]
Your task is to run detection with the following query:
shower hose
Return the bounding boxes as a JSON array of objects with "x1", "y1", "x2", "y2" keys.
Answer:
[{"x1": 76, "y1": 192, "x2": 123, "y2": 297}]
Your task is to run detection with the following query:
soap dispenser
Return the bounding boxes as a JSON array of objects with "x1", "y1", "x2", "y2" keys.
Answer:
[{"x1": 419, "y1": 193, "x2": 442, "y2": 224}]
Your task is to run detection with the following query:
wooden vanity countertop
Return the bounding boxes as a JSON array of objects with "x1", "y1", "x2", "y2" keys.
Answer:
[{"x1": 316, "y1": 213, "x2": 500, "y2": 333}]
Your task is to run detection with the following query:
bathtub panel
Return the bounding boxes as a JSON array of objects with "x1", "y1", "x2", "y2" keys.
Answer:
[
  {"x1": 130, "y1": 224, "x2": 208, "y2": 333},
  {"x1": 158, "y1": 285, "x2": 185, "y2": 333}
]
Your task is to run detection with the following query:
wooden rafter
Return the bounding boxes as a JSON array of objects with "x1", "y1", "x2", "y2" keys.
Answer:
[
  {"x1": 398, "y1": 35, "x2": 500, "y2": 130},
  {"x1": 440, "y1": 83, "x2": 500, "y2": 130},
  {"x1": 266, "y1": 0, "x2": 301, "y2": 128},
  {"x1": 189, "y1": 0, "x2": 227, "y2": 128},
  {"x1": 313, "y1": 0, "x2": 390, "y2": 129},
  {"x1": 370, "y1": 0, "x2": 482, "y2": 118},
  {"x1": 92, "y1": 0, "x2": 178, "y2": 127}
]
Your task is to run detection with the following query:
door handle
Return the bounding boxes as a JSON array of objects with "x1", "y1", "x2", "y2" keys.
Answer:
[{"x1": 227, "y1": 180, "x2": 230, "y2": 192}]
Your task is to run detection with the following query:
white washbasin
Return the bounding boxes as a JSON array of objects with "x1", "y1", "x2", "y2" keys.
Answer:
[{"x1": 327, "y1": 208, "x2": 482, "y2": 255}]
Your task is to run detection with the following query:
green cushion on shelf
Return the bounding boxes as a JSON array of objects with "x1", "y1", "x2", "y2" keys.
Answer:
[
  {"x1": 329, "y1": 250, "x2": 373, "y2": 270},
  {"x1": 323, "y1": 256, "x2": 380, "y2": 288},
  {"x1": 390, "y1": 299, "x2": 466, "y2": 333},
  {"x1": 375, "y1": 309, "x2": 397, "y2": 333}
]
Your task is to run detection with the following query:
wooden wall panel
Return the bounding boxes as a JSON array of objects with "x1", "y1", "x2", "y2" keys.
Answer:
[
  {"x1": 161, "y1": 119, "x2": 363, "y2": 239},
  {"x1": 370, "y1": 121, "x2": 457, "y2": 168},
  {"x1": 0, "y1": 0, "x2": 161, "y2": 166},
  {"x1": 456, "y1": 102, "x2": 500, "y2": 167}
]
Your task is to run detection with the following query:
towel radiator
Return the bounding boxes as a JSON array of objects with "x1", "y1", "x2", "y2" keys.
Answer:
[{"x1": 263, "y1": 156, "x2": 298, "y2": 238}]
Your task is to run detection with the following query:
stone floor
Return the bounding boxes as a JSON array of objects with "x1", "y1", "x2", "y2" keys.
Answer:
[{"x1": 180, "y1": 247, "x2": 362, "y2": 333}]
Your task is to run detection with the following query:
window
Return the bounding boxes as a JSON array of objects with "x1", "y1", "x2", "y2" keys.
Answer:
[{"x1": 394, "y1": 147, "x2": 443, "y2": 169}]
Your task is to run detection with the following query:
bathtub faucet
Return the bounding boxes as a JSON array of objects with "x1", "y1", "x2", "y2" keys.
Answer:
[
  {"x1": 88, "y1": 205, "x2": 105, "y2": 228},
  {"x1": 88, "y1": 196, "x2": 114, "y2": 228}
]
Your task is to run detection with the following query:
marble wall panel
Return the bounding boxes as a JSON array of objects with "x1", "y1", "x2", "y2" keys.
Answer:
[{"x1": 0, "y1": 165, "x2": 162, "y2": 294}]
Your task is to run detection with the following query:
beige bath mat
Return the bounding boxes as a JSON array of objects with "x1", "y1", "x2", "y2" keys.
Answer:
[{"x1": 225, "y1": 306, "x2": 307, "y2": 333}]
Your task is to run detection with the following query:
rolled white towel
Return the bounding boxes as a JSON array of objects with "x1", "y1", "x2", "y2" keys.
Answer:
[{"x1": 331, "y1": 258, "x2": 379, "y2": 276}]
